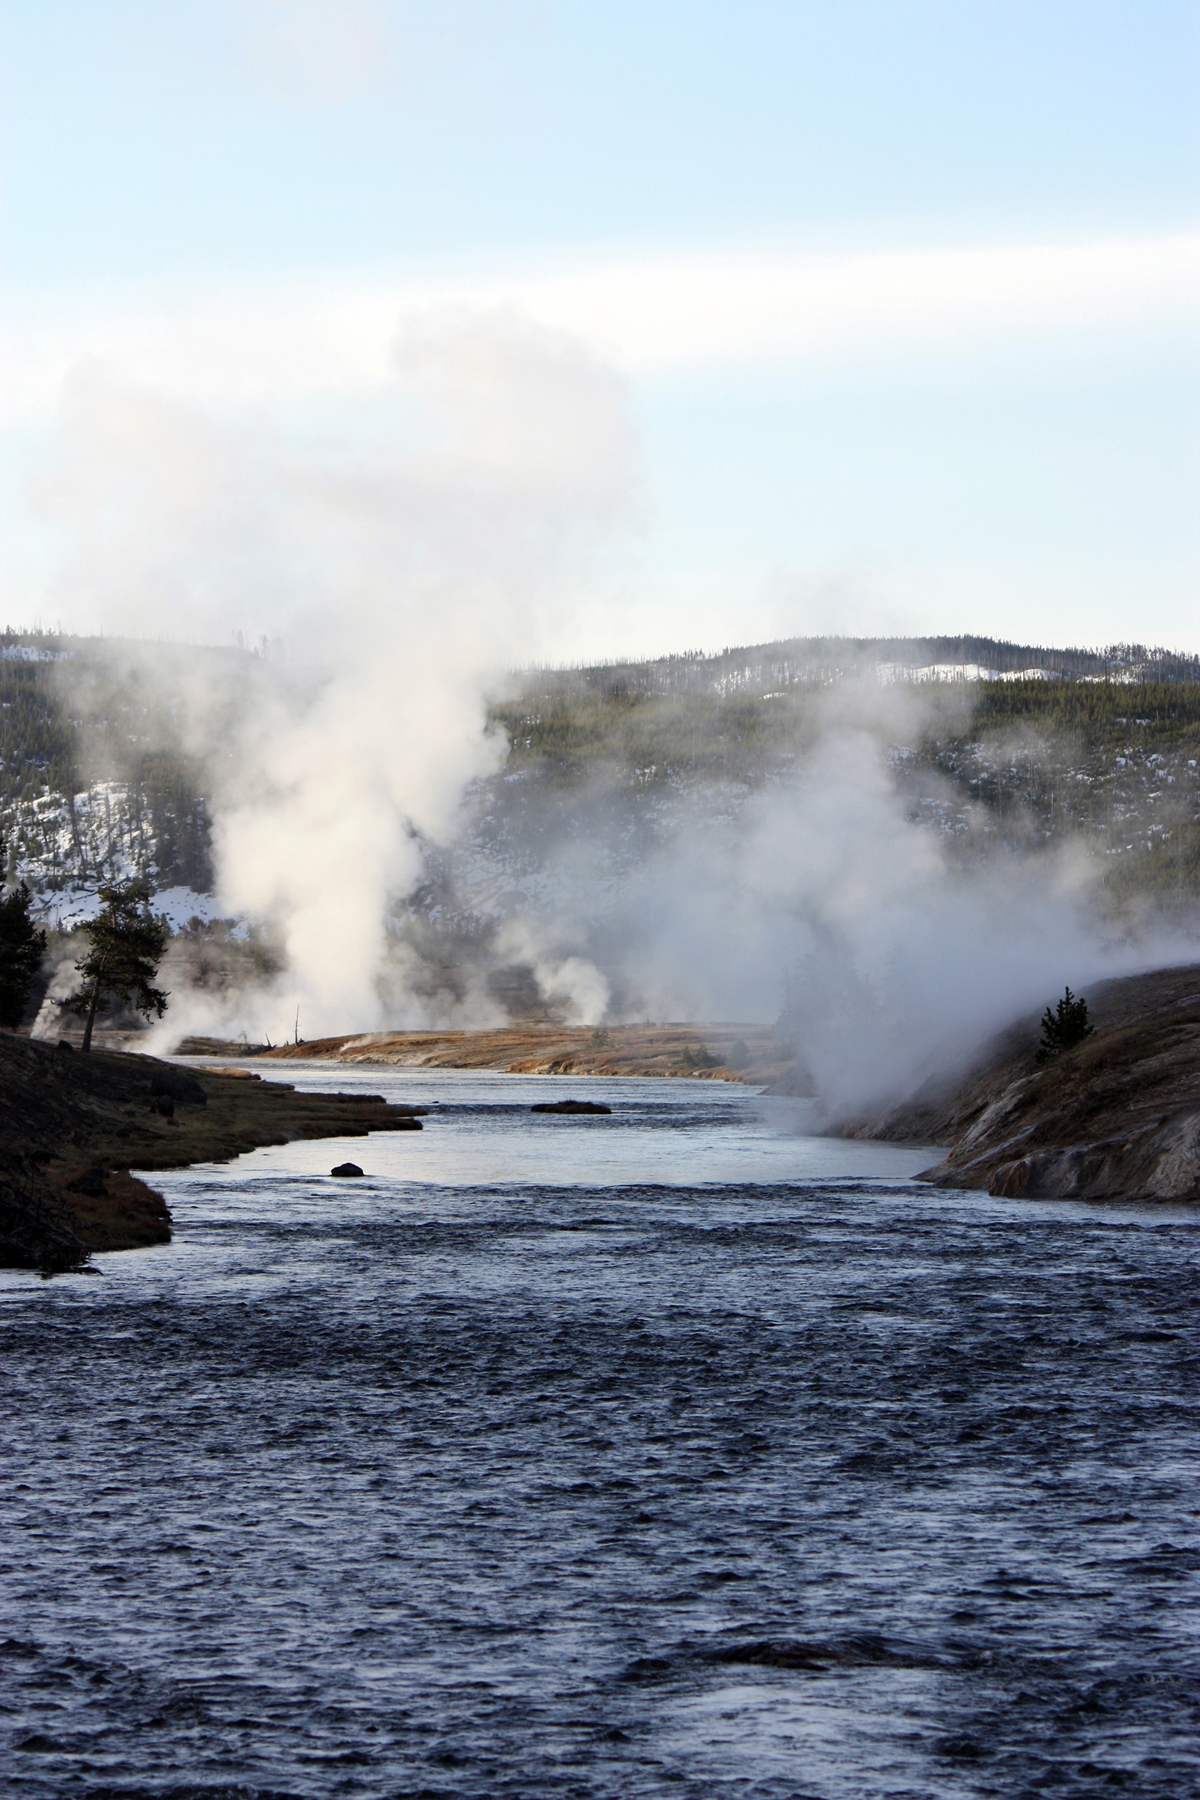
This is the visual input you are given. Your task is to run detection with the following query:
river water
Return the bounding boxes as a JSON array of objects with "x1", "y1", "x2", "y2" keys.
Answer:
[{"x1": 4, "y1": 1068, "x2": 1198, "y2": 1798}]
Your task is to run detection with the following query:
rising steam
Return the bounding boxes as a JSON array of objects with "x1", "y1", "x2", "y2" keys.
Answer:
[
  {"x1": 457, "y1": 682, "x2": 1195, "y2": 1116},
  {"x1": 29, "y1": 308, "x2": 1196, "y2": 1108},
  {"x1": 37, "y1": 306, "x2": 634, "y2": 1040}
]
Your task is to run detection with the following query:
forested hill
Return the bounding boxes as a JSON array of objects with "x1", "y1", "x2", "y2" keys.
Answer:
[
  {"x1": 3, "y1": 629, "x2": 1199, "y2": 970},
  {"x1": 523, "y1": 636, "x2": 1200, "y2": 702}
]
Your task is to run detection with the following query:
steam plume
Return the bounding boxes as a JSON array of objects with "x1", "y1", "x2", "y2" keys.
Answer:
[
  {"x1": 38, "y1": 307, "x2": 633, "y2": 1039},
  {"x1": 30, "y1": 312, "x2": 1196, "y2": 1102}
]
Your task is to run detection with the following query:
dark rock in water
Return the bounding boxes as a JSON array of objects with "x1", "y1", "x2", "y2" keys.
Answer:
[
  {"x1": 150, "y1": 1069, "x2": 207, "y2": 1106},
  {"x1": 66, "y1": 1166, "x2": 108, "y2": 1198},
  {"x1": 331, "y1": 1162, "x2": 364, "y2": 1177},
  {"x1": 530, "y1": 1099, "x2": 612, "y2": 1115}
]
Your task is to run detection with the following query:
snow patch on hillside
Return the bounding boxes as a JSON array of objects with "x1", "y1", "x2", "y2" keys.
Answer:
[
  {"x1": 877, "y1": 662, "x2": 1063, "y2": 685},
  {"x1": 31, "y1": 881, "x2": 232, "y2": 934}
]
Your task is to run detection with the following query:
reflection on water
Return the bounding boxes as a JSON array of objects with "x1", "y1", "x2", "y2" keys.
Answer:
[{"x1": 4, "y1": 1070, "x2": 1198, "y2": 1797}]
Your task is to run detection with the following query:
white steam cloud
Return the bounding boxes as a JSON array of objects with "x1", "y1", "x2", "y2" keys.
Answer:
[
  {"x1": 26, "y1": 304, "x2": 1196, "y2": 1102},
  {"x1": 36, "y1": 305, "x2": 633, "y2": 1039},
  {"x1": 594, "y1": 717, "x2": 1161, "y2": 1116}
]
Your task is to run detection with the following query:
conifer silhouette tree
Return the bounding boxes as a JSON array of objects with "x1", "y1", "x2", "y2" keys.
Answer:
[
  {"x1": 0, "y1": 874, "x2": 47, "y2": 1028},
  {"x1": 64, "y1": 877, "x2": 169, "y2": 1052},
  {"x1": 1036, "y1": 986, "x2": 1093, "y2": 1065}
]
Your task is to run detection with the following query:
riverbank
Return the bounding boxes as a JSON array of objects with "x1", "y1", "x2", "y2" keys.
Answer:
[
  {"x1": 0, "y1": 1036, "x2": 426, "y2": 1273},
  {"x1": 840, "y1": 962, "x2": 1200, "y2": 1201},
  {"x1": 177, "y1": 1022, "x2": 804, "y2": 1088}
]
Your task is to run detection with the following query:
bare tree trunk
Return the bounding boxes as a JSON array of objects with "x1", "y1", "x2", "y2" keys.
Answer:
[
  {"x1": 80, "y1": 980, "x2": 101, "y2": 1053},
  {"x1": 79, "y1": 951, "x2": 109, "y2": 1054}
]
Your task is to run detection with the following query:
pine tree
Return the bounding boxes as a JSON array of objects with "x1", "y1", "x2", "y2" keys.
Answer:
[
  {"x1": 64, "y1": 877, "x2": 170, "y2": 1052},
  {"x1": 0, "y1": 879, "x2": 47, "y2": 1028},
  {"x1": 1036, "y1": 987, "x2": 1094, "y2": 1065}
]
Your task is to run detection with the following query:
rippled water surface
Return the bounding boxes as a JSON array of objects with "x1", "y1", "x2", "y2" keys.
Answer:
[{"x1": 4, "y1": 1068, "x2": 1198, "y2": 1798}]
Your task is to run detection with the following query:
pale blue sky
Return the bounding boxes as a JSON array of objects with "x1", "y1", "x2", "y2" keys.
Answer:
[{"x1": 2, "y1": 1, "x2": 1197, "y2": 654}]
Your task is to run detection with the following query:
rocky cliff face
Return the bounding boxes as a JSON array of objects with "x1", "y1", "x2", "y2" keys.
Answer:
[{"x1": 840, "y1": 963, "x2": 1200, "y2": 1201}]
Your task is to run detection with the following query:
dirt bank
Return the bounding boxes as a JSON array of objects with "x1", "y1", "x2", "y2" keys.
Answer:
[
  {"x1": 178, "y1": 1022, "x2": 804, "y2": 1088},
  {"x1": 840, "y1": 963, "x2": 1200, "y2": 1202},
  {"x1": 0, "y1": 1036, "x2": 427, "y2": 1274}
]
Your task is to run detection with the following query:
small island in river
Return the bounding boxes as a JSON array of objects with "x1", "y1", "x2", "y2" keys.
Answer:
[{"x1": 0, "y1": 1036, "x2": 425, "y2": 1274}]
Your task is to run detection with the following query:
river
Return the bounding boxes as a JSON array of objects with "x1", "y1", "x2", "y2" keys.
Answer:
[{"x1": 4, "y1": 1067, "x2": 1198, "y2": 1797}]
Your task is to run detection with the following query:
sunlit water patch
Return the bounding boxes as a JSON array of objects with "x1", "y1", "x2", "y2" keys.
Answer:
[{"x1": 3, "y1": 1070, "x2": 1197, "y2": 1797}]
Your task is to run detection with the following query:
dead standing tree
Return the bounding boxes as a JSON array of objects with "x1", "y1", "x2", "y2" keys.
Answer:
[{"x1": 63, "y1": 877, "x2": 170, "y2": 1052}]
